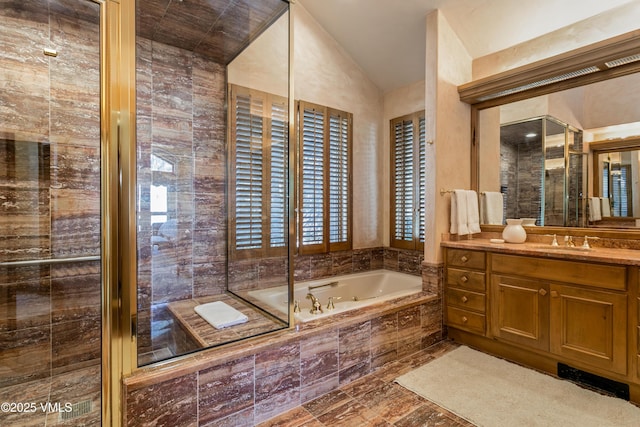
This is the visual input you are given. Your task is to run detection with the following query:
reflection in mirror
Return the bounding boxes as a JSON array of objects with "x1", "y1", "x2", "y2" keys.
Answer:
[
  {"x1": 479, "y1": 72, "x2": 640, "y2": 228},
  {"x1": 498, "y1": 116, "x2": 585, "y2": 227},
  {"x1": 135, "y1": 1, "x2": 290, "y2": 366},
  {"x1": 591, "y1": 136, "x2": 640, "y2": 227}
]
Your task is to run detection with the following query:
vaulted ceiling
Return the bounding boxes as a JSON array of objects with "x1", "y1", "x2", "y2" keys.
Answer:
[
  {"x1": 134, "y1": 0, "x2": 639, "y2": 92},
  {"x1": 298, "y1": 0, "x2": 639, "y2": 92}
]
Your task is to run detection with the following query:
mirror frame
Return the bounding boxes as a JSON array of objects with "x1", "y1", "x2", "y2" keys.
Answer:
[{"x1": 460, "y1": 29, "x2": 640, "y2": 238}]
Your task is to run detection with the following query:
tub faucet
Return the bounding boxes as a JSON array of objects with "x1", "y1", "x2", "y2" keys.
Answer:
[{"x1": 306, "y1": 293, "x2": 323, "y2": 315}]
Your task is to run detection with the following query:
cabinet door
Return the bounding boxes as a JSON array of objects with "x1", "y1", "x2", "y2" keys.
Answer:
[
  {"x1": 550, "y1": 285, "x2": 627, "y2": 375},
  {"x1": 491, "y1": 275, "x2": 549, "y2": 351}
]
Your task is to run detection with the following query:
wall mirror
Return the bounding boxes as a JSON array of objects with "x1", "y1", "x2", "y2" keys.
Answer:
[
  {"x1": 477, "y1": 72, "x2": 640, "y2": 229},
  {"x1": 463, "y1": 30, "x2": 640, "y2": 231}
]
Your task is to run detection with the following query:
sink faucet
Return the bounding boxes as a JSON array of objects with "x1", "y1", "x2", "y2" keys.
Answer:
[
  {"x1": 582, "y1": 236, "x2": 599, "y2": 249},
  {"x1": 306, "y1": 293, "x2": 323, "y2": 315},
  {"x1": 564, "y1": 235, "x2": 575, "y2": 247}
]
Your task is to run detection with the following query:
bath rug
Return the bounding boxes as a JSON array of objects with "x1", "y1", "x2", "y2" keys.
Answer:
[
  {"x1": 395, "y1": 345, "x2": 640, "y2": 426},
  {"x1": 194, "y1": 301, "x2": 248, "y2": 329}
]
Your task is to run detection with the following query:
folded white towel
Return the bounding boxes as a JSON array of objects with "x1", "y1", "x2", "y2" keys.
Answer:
[
  {"x1": 589, "y1": 197, "x2": 602, "y2": 221},
  {"x1": 450, "y1": 189, "x2": 469, "y2": 235},
  {"x1": 481, "y1": 191, "x2": 504, "y2": 225},
  {"x1": 600, "y1": 197, "x2": 611, "y2": 217},
  {"x1": 467, "y1": 190, "x2": 481, "y2": 234},
  {"x1": 195, "y1": 301, "x2": 248, "y2": 329}
]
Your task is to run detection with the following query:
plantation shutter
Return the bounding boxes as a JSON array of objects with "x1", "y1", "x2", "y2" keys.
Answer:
[
  {"x1": 300, "y1": 104, "x2": 325, "y2": 252},
  {"x1": 390, "y1": 111, "x2": 425, "y2": 250},
  {"x1": 298, "y1": 101, "x2": 352, "y2": 254},
  {"x1": 234, "y1": 92, "x2": 264, "y2": 251},
  {"x1": 229, "y1": 85, "x2": 288, "y2": 258},
  {"x1": 270, "y1": 99, "x2": 288, "y2": 248},
  {"x1": 328, "y1": 110, "x2": 350, "y2": 250},
  {"x1": 418, "y1": 116, "x2": 426, "y2": 246}
]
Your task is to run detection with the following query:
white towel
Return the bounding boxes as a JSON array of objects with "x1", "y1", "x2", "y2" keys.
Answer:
[
  {"x1": 600, "y1": 197, "x2": 611, "y2": 217},
  {"x1": 481, "y1": 191, "x2": 504, "y2": 225},
  {"x1": 589, "y1": 197, "x2": 602, "y2": 221},
  {"x1": 450, "y1": 189, "x2": 469, "y2": 235},
  {"x1": 194, "y1": 301, "x2": 248, "y2": 329},
  {"x1": 466, "y1": 190, "x2": 481, "y2": 234}
]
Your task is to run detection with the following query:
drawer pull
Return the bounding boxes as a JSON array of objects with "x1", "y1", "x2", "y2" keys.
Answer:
[
  {"x1": 460, "y1": 255, "x2": 469, "y2": 263},
  {"x1": 551, "y1": 290, "x2": 559, "y2": 298},
  {"x1": 460, "y1": 275, "x2": 469, "y2": 283},
  {"x1": 539, "y1": 288, "x2": 547, "y2": 296},
  {"x1": 461, "y1": 316, "x2": 468, "y2": 323},
  {"x1": 461, "y1": 296, "x2": 468, "y2": 303}
]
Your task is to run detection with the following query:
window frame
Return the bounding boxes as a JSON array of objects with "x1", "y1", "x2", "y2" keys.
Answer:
[
  {"x1": 389, "y1": 110, "x2": 426, "y2": 251},
  {"x1": 228, "y1": 84, "x2": 288, "y2": 260},
  {"x1": 297, "y1": 100, "x2": 353, "y2": 255}
]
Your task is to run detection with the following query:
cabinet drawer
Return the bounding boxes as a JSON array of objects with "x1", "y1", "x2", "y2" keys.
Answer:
[
  {"x1": 492, "y1": 253, "x2": 626, "y2": 291},
  {"x1": 447, "y1": 288, "x2": 485, "y2": 312},
  {"x1": 447, "y1": 249, "x2": 486, "y2": 270},
  {"x1": 447, "y1": 268, "x2": 486, "y2": 291},
  {"x1": 446, "y1": 306, "x2": 485, "y2": 335}
]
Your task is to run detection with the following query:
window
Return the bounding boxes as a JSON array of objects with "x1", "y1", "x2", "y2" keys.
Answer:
[
  {"x1": 298, "y1": 101, "x2": 352, "y2": 254},
  {"x1": 390, "y1": 111, "x2": 425, "y2": 251},
  {"x1": 228, "y1": 84, "x2": 288, "y2": 259}
]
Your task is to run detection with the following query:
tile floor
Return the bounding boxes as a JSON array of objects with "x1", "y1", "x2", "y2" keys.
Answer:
[{"x1": 258, "y1": 339, "x2": 474, "y2": 427}]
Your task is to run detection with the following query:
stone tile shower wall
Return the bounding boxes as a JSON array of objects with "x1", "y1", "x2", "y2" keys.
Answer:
[
  {"x1": 136, "y1": 39, "x2": 227, "y2": 356},
  {"x1": 501, "y1": 136, "x2": 543, "y2": 222},
  {"x1": 0, "y1": 0, "x2": 102, "y2": 410}
]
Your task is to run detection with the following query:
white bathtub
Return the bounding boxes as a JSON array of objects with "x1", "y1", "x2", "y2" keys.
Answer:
[{"x1": 247, "y1": 269, "x2": 422, "y2": 322}]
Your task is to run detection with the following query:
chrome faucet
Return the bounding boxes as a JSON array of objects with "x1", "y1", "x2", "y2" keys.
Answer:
[{"x1": 306, "y1": 293, "x2": 323, "y2": 315}]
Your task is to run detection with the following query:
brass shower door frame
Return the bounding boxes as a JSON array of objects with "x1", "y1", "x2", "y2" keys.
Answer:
[{"x1": 101, "y1": 0, "x2": 137, "y2": 425}]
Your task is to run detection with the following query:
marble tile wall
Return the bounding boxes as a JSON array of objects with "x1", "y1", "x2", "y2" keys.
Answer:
[
  {"x1": 124, "y1": 262, "x2": 444, "y2": 426},
  {"x1": 136, "y1": 38, "x2": 227, "y2": 355},
  {"x1": 0, "y1": 0, "x2": 102, "y2": 400}
]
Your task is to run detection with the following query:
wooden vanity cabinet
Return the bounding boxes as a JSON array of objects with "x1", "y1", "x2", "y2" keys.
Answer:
[
  {"x1": 549, "y1": 284, "x2": 627, "y2": 375},
  {"x1": 445, "y1": 247, "x2": 633, "y2": 384},
  {"x1": 490, "y1": 274, "x2": 549, "y2": 352},
  {"x1": 490, "y1": 253, "x2": 628, "y2": 375},
  {"x1": 444, "y1": 249, "x2": 487, "y2": 335}
]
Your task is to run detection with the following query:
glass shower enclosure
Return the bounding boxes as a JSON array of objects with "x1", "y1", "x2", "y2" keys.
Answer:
[
  {"x1": 135, "y1": 0, "x2": 292, "y2": 365},
  {"x1": 500, "y1": 116, "x2": 586, "y2": 227},
  {"x1": 0, "y1": 1, "x2": 103, "y2": 425}
]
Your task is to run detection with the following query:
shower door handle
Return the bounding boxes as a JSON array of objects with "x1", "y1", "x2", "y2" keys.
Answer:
[{"x1": 0, "y1": 255, "x2": 101, "y2": 267}]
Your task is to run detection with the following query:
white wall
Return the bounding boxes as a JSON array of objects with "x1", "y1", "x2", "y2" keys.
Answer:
[
  {"x1": 426, "y1": 10, "x2": 472, "y2": 263},
  {"x1": 294, "y1": 5, "x2": 384, "y2": 248},
  {"x1": 230, "y1": 5, "x2": 386, "y2": 249}
]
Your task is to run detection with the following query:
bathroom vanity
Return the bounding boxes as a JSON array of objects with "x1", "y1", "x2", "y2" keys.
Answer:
[{"x1": 442, "y1": 239, "x2": 640, "y2": 402}]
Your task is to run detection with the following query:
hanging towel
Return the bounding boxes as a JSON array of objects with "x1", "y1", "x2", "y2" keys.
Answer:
[
  {"x1": 195, "y1": 301, "x2": 249, "y2": 329},
  {"x1": 589, "y1": 197, "x2": 602, "y2": 221},
  {"x1": 467, "y1": 190, "x2": 481, "y2": 234},
  {"x1": 481, "y1": 191, "x2": 504, "y2": 225},
  {"x1": 450, "y1": 189, "x2": 469, "y2": 235},
  {"x1": 600, "y1": 197, "x2": 611, "y2": 217}
]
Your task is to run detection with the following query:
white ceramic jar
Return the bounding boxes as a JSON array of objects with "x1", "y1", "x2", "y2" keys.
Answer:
[{"x1": 502, "y1": 218, "x2": 527, "y2": 243}]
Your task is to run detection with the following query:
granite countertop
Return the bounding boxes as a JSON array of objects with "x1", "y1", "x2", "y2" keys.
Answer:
[{"x1": 441, "y1": 238, "x2": 640, "y2": 266}]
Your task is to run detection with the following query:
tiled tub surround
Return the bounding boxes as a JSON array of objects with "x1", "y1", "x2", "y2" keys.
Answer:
[{"x1": 123, "y1": 262, "x2": 443, "y2": 426}]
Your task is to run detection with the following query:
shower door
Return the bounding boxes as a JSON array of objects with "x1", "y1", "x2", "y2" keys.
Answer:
[{"x1": 0, "y1": 1, "x2": 103, "y2": 426}]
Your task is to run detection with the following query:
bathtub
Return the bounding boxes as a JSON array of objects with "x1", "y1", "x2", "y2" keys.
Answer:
[{"x1": 247, "y1": 269, "x2": 422, "y2": 322}]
